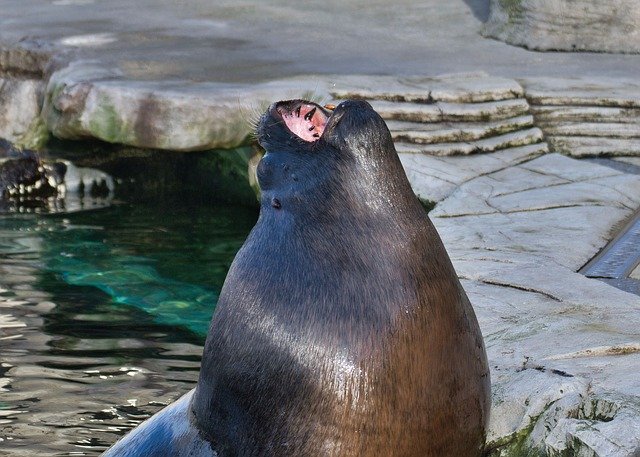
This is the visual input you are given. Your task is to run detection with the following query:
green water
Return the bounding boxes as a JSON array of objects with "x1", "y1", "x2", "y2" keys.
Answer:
[{"x1": 0, "y1": 201, "x2": 257, "y2": 455}]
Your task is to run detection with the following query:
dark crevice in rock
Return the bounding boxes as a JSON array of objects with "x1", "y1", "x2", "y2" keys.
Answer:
[
  {"x1": 45, "y1": 137, "x2": 258, "y2": 207},
  {"x1": 472, "y1": 277, "x2": 563, "y2": 302}
]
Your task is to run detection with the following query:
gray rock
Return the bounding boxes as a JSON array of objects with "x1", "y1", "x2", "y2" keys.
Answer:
[
  {"x1": 549, "y1": 137, "x2": 640, "y2": 157},
  {"x1": 0, "y1": 40, "x2": 61, "y2": 76},
  {"x1": 41, "y1": 61, "x2": 325, "y2": 151},
  {"x1": 395, "y1": 127, "x2": 544, "y2": 156},
  {"x1": 484, "y1": 0, "x2": 640, "y2": 54},
  {"x1": 0, "y1": 76, "x2": 48, "y2": 148},
  {"x1": 399, "y1": 143, "x2": 547, "y2": 202},
  {"x1": 330, "y1": 72, "x2": 523, "y2": 104},
  {"x1": 523, "y1": 77, "x2": 640, "y2": 158},
  {"x1": 522, "y1": 77, "x2": 640, "y2": 108},
  {"x1": 531, "y1": 106, "x2": 640, "y2": 125},
  {"x1": 422, "y1": 153, "x2": 640, "y2": 455},
  {"x1": 389, "y1": 115, "x2": 534, "y2": 145}
]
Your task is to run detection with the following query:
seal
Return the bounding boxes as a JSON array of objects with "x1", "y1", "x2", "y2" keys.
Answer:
[{"x1": 102, "y1": 99, "x2": 490, "y2": 457}]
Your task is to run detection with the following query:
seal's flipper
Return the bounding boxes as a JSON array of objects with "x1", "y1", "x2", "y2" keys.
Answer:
[{"x1": 102, "y1": 390, "x2": 216, "y2": 457}]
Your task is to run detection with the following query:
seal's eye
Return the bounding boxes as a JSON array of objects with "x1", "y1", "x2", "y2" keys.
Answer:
[{"x1": 278, "y1": 103, "x2": 329, "y2": 142}]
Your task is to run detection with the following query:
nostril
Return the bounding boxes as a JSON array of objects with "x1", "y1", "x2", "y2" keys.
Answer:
[{"x1": 271, "y1": 198, "x2": 282, "y2": 209}]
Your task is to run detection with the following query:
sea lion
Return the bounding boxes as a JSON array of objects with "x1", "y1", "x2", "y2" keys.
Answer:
[{"x1": 102, "y1": 99, "x2": 490, "y2": 456}]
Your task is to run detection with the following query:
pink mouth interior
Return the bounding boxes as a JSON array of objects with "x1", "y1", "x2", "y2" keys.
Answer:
[{"x1": 280, "y1": 104, "x2": 329, "y2": 142}]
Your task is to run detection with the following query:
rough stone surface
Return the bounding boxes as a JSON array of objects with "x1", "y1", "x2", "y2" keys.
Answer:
[
  {"x1": 428, "y1": 153, "x2": 640, "y2": 455},
  {"x1": 388, "y1": 115, "x2": 534, "y2": 144},
  {"x1": 395, "y1": 127, "x2": 544, "y2": 156},
  {"x1": 399, "y1": 143, "x2": 547, "y2": 202},
  {"x1": 524, "y1": 77, "x2": 640, "y2": 159},
  {"x1": 0, "y1": 40, "x2": 61, "y2": 76},
  {"x1": 522, "y1": 77, "x2": 640, "y2": 109},
  {"x1": 341, "y1": 73, "x2": 546, "y2": 159},
  {"x1": 41, "y1": 63, "x2": 327, "y2": 151},
  {"x1": 3, "y1": 0, "x2": 640, "y2": 84},
  {"x1": 549, "y1": 137, "x2": 640, "y2": 157},
  {"x1": 0, "y1": 76, "x2": 47, "y2": 148},
  {"x1": 40, "y1": 71, "x2": 545, "y2": 154},
  {"x1": 484, "y1": 0, "x2": 640, "y2": 54},
  {"x1": 331, "y1": 72, "x2": 524, "y2": 103}
]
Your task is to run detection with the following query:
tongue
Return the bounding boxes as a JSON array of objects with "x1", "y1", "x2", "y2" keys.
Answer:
[{"x1": 281, "y1": 104, "x2": 328, "y2": 142}]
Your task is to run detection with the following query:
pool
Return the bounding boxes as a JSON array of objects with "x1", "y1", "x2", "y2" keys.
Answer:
[{"x1": 0, "y1": 199, "x2": 257, "y2": 455}]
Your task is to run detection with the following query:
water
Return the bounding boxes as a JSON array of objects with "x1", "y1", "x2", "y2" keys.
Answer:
[{"x1": 0, "y1": 201, "x2": 257, "y2": 456}]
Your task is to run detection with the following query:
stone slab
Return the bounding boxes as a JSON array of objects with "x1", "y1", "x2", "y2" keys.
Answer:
[
  {"x1": 41, "y1": 63, "x2": 333, "y2": 151},
  {"x1": 522, "y1": 77, "x2": 640, "y2": 108},
  {"x1": 37, "y1": 70, "x2": 534, "y2": 152},
  {"x1": 395, "y1": 127, "x2": 543, "y2": 157},
  {"x1": 549, "y1": 136, "x2": 640, "y2": 157},
  {"x1": 483, "y1": 0, "x2": 640, "y2": 54},
  {"x1": 0, "y1": 76, "x2": 47, "y2": 148},
  {"x1": 388, "y1": 115, "x2": 534, "y2": 145},
  {"x1": 531, "y1": 105, "x2": 640, "y2": 125},
  {"x1": 543, "y1": 122, "x2": 640, "y2": 139},
  {"x1": 369, "y1": 98, "x2": 533, "y2": 124},
  {"x1": 363, "y1": 98, "x2": 532, "y2": 125},
  {"x1": 330, "y1": 72, "x2": 523, "y2": 104},
  {"x1": 3, "y1": 0, "x2": 640, "y2": 87},
  {"x1": 424, "y1": 152, "x2": 640, "y2": 455},
  {"x1": 398, "y1": 142, "x2": 547, "y2": 202}
]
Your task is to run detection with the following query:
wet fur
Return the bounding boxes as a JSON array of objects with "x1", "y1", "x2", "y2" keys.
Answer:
[{"x1": 191, "y1": 100, "x2": 491, "y2": 456}]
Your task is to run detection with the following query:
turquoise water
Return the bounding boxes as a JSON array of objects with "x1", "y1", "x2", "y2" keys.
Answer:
[{"x1": 0, "y1": 201, "x2": 257, "y2": 455}]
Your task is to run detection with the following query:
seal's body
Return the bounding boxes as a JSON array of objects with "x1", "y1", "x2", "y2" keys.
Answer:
[{"x1": 103, "y1": 100, "x2": 490, "y2": 457}]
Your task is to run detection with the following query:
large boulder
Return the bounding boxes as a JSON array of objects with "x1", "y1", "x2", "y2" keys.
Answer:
[{"x1": 483, "y1": 0, "x2": 640, "y2": 54}]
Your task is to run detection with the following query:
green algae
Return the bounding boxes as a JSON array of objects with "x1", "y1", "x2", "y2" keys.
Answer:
[
  {"x1": 419, "y1": 198, "x2": 436, "y2": 213},
  {"x1": 486, "y1": 418, "x2": 544, "y2": 457},
  {"x1": 15, "y1": 115, "x2": 49, "y2": 150},
  {"x1": 87, "y1": 95, "x2": 131, "y2": 144},
  {"x1": 498, "y1": 0, "x2": 524, "y2": 17}
]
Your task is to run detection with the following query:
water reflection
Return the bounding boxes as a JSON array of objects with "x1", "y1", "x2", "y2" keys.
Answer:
[{"x1": 0, "y1": 202, "x2": 256, "y2": 455}]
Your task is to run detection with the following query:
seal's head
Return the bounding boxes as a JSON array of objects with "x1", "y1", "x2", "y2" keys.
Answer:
[{"x1": 255, "y1": 99, "x2": 416, "y2": 219}]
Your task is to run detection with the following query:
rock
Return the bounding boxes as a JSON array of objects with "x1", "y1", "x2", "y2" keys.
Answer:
[
  {"x1": 0, "y1": 76, "x2": 48, "y2": 149},
  {"x1": 369, "y1": 98, "x2": 531, "y2": 124},
  {"x1": 531, "y1": 106, "x2": 640, "y2": 125},
  {"x1": 332, "y1": 74, "x2": 546, "y2": 163},
  {"x1": 549, "y1": 137, "x2": 640, "y2": 157},
  {"x1": 424, "y1": 153, "x2": 640, "y2": 455},
  {"x1": 0, "y1": 148, "x2": 113, "y2": 213},
  {"x1": 41, "y1": 62, "x2": 330, "y2": 151},
  {"x1": 398, "y1": 143, "x2": 547, "y2": 202},
  {"x1": 331, "y1": 72, "x2": 523, "y2": 103},
  {"x1": 0, "y1": 40, "x2": 62, "y2": 77},
  {"x1": 543, "y1": 122, "x2": 640, "y2": 139},
  {"x1": 522, "y1": 77, "x2": 640, "y2": 108},
  {"x1": 483, "y1": 0, "x2": 640, "y2": 54},
  {"x1": 388, "y1": 115, "x2": 534, "y2": 145},
  {"x1": 615, "y1": 157, "x2": 640, "y2": 169},
  {"x1": 369, "y1": 100, "x2": 442, "y2": 123},
  {"x1": 523, "y1": 77, "x2": 640, "y2": 159},
  {"x1": 395, "y1": 127, "x2": 544, "y2": 156},
  {"x1": 437, "y1": 99, "x2": 531, "y2": 122}
]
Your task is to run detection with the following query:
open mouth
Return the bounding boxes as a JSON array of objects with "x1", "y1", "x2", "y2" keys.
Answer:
[{"x1": 277, "y1": 101, "x2": 332, "y2": 143}]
